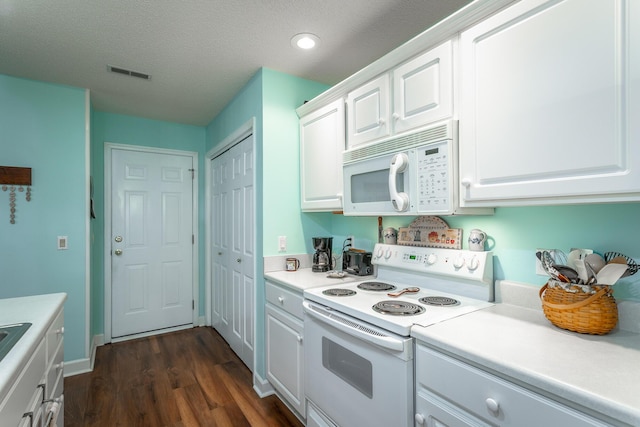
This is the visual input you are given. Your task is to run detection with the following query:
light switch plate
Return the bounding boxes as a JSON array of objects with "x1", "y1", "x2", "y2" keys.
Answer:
[{"x1": 57, "y1": 236, "x2": 68, "y2": 250}]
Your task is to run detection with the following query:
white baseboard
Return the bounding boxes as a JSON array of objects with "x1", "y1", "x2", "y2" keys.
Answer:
[
  {"x1": 64, "y1": 333, "x2": 104, "y2": 377},
  {"x1": 254, "y1": 375, "x2": 305, "y2": 423},
  {"x1": 253, "y1": 372, "x2": 274, "y2": 398},
  {"x1": 63, "y1": 357, "x2": 92, "y2": 377}
]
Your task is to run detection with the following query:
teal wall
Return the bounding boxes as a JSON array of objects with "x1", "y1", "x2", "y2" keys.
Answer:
[
  {"x1": 206, "y1": 68, "x2": 329, "y2": 379},
  {"x1": 91, "y1": 111, "x2": 206, "y2": 337},
  {"x1": 329, "y1": 205, "x2": 640, "y2": 300},
  {"x1": 0, "y1": 74, "x2": 88, "y2": 361},
  {"x1": 262, "y1": 70, "x2": 333, "y2": 255}
]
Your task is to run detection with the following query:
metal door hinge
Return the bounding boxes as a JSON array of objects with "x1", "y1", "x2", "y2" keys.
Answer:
[
  {"x1": 188, "y1": 168, "x2": 195, "y2": 179},
  {"x1": 192, "y1": 300, "x2": 195, "y2": 310},
  {"x1": 192, "y1": 234, "x2": 195, "y2": 244}
]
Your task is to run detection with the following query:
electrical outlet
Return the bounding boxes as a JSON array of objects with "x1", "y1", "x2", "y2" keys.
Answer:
[
  {"x1": 347, "y1": 235, "x2": 354, "y2": 248},
  {"x1": 570, "y1": 248, "x2": 593, "y2": 258},
  {"x1": 57, "y1": 236, "x2": 68, "y2": 250}
]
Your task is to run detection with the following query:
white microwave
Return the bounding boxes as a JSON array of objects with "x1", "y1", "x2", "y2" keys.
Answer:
[{"x1": 342, "y1": 120, "x2": 492, "y2": 216}]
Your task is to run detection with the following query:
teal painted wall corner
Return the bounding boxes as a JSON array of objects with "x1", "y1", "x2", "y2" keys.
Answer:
[{"x1": 0, "y1": 74, "x2": 88, "y2": 361}]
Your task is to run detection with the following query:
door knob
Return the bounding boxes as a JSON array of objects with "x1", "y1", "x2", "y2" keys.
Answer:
[
  {"x1": 114, "y1": 249, "x2": 123, "y2": 256},
  {"x1": 114, "y1": 236, "x2": 123, "y2": 243},
  {"x1": 237, "y1": 258, "x2": 242, "y2": 263}
]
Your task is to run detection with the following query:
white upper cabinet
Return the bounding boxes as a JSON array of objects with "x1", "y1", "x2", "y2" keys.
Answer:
[
  {"x1": 459, "y1": 0, "x2": 640, "y2": 206},
  {"x1": 300, "y1": 99, "x2": 345, "y2": 211},
  {"x1": 346, "y1": 40, "x2": 454, "y2": 149},
  {"x1": 346, "y1": 74, "x2": 391, "y2": 148},
  {"x1": 393, "y1": 40, "x2": 453, "y2": 135}
]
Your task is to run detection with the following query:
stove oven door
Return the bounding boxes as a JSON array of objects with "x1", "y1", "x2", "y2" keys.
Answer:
[{"x1": 303, "y1": 300, "x2": 413, "y2": 427}]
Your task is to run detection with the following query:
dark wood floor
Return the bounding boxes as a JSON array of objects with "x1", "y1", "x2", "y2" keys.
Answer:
[{"x1": 64, "y1": 327, "x2": 304, "y2": 427}]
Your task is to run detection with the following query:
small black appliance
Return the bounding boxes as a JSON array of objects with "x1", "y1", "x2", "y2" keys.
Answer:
[{"x1": 312, "y1": 237, "x2": 333, "y2": 272}]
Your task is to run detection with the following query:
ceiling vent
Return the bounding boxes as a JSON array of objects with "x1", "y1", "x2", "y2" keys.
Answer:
[{"x1": 107, "y1": 65, "x2": 151, "y2": 80}]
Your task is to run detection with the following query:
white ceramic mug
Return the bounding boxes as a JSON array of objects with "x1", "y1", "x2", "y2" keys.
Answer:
[
  {"x1": 383, "y1": 227, "x2": 397, "y2": 245},
  {"x1": 468, "y1": 229, "x2": 487, "y2": 252}
]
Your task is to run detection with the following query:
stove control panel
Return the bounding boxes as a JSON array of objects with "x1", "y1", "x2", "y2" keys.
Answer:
[
  {"x1": 402, "y1": 253, "x2": 423, "y2": 263},
  {"x1": 372, "y1": 244, "x2": 493, "y2": 286}
]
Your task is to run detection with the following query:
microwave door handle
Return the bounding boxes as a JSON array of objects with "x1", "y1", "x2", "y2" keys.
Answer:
[{"x1": 389, "y1": 153, "x2": 409, "y2": 212}]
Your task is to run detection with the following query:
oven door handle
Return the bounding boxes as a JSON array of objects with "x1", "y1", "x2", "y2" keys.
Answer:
[{"x1": 303, "y1": 301, "x2": 405, "y2": 352}]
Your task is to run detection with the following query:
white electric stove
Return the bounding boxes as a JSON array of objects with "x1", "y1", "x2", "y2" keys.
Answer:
[
  {"x1": 303, "y1": 243, "x2": 494, "y2": 427},
  {"x1": 304, "y1": 243, "x2": 494, "y2": 336}
]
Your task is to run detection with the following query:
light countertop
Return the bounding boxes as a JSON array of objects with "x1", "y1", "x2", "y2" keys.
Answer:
[
  {"x1": 0, "y1": 293, "x2": 67, "y2": 400},
  {"x1": 265, "y1": 268, "x2": 373, "y2": 292},
  {"x1": 411, "y1": 282, "x2": 640, "y2": 426}
]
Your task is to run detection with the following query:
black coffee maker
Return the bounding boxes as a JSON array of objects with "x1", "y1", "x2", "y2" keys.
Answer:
[{"x1": 312, "y1": 237, "x2": 333, "y2": 272}]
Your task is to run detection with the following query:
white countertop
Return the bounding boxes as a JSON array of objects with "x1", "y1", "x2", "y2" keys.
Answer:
[
  {"x1": 412, "y1": 288, "x2": 640, "y2": 426},
  {"x1": 0, "y1": 293, "x2": 67, "y2": 400},
  {"x1": 265, "y1": 268, "x2": 373, "y2": 292}
]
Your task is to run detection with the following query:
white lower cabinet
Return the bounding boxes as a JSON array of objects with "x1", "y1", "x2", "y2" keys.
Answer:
[
  {"x1": 265, "y1": 281, "x2": 305, "y2": 418},
  {"x1": 415, "y1": 344, "x2": 608, "y2": 427},
  {"x1": 1, "y1": 305, "x2": 64, "y2": 427}
]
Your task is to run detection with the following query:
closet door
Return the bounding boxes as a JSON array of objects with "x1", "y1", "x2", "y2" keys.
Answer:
[{"x1": 211, "y1": 134, "x2": 255, "y2": 369}]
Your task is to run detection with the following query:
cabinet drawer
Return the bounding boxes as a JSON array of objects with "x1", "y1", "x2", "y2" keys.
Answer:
[
  {"x1": 265, "y1": 281, "x2": 303, "y2": 319},
  {"x1": 416, "y1": 345, "x2": 607, "y2": 427}
]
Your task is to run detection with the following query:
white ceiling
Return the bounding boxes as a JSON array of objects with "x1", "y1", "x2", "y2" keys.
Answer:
[{"x1": 0, "y1": 0, "x2": 472, "y2": 126}]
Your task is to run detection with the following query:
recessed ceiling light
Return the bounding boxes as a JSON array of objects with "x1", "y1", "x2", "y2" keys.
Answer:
[{"x1": 291, "y1": 33, "x2": 320, "y2": 50}]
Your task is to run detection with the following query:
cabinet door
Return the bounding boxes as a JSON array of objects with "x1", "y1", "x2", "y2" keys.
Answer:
[
  {"x1": 415, "y1": 391, "x2": 491, "y2": 427},
  {"x1": 346, "y1": 74, "x2": 390, "y2": 147},
  {"x1": 300, "y1": 99, "x2": 345, "y2": 211},
  {"x1": 393, "y1": 40, "x2": 453, "y2": 135},
  {"x1": 265, "y1": 304, "x2": 305, "y2": 417},
  {"x1": 459, "y1": 0, "x2": 639, "y2": 205}
]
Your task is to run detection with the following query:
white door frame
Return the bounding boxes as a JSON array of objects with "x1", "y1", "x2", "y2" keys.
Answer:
[
  {"x1": 103, "y1": 142, "x2": 199, "y2": 343},
  {"x1": 204, "y1": 117, "x2": 256, "y2": 331}
]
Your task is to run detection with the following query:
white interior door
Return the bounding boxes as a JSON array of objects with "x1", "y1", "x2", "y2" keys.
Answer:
[
  {"x1": 210, "y1": 134, "x2": 254, "y2": 369},
  {"x1": 210, "y1": 152, "x2": 229, "y2": 331},
  {"x1": 110, "y1": 148, "x2": 194, "y2": 338}
]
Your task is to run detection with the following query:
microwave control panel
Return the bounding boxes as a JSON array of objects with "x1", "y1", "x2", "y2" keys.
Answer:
[{"x1": 416, "y1": 140, "x2": 450, "y2": 212}]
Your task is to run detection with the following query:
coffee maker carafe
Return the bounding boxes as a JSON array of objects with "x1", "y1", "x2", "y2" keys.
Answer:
[{"x1": 312, "y1": 237, "x2": 333, "y2": 272}]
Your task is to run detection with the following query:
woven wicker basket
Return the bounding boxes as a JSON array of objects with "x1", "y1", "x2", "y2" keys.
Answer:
[{"x1": 539, "y1": 281, "x2": 618, "y2": 335}]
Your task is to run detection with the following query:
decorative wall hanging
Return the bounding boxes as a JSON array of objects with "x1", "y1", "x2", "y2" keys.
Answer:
[
  {"x1": 397, "y1": 215, "x2": 463, "y2": 249},
  {"x1": 0, "y1": 166, "x2": 32, "y2": 224}
]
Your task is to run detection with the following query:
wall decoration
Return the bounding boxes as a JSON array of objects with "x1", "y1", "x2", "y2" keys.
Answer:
[
  {"x1": 0, "y1": 166, "x2": 32, "y2": 224},
  {"x1": 397, "y1": 215, "x2": 462, "y2": 249}
]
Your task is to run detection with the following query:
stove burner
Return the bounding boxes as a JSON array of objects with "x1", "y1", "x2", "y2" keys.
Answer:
[
  {"x1": 322, "y1": 288, "x2": 357, "y2": 297},
  {"x1": 372, "y1": 300, "x2": 426, "y2": 316},
  {"x1": 419, "y1": 296, "x2": 460, "y2": 307},
  {"x1": 357, "y1": 281, "x2": 397, "y2": 291}
]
